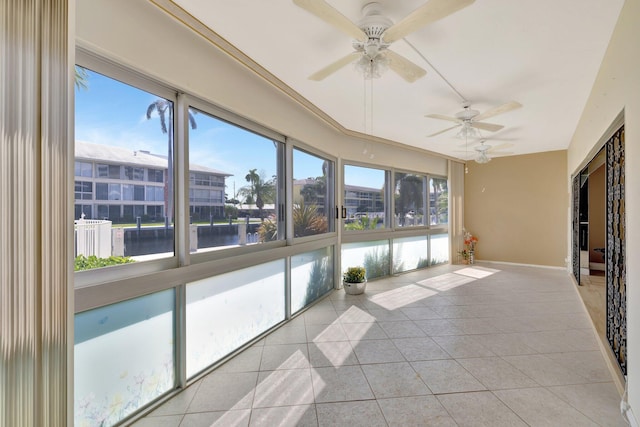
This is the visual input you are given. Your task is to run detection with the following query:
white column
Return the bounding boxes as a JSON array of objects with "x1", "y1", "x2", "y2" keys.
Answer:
[{"x1": 0, "y1": 1, "x2": 71, "y2": 426}]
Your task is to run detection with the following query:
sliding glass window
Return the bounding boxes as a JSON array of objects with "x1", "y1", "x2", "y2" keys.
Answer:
[
  {"x1": 394, "y1": 172, "x2": 427, "y2": 227},
  {"x1": 188, "y1": 107, "x2": 283, "y2": 250},
  {"x1": 429, "y1": 176, "x2": 449, "y2": 226},
  {"x1": 74, "y1": 65, "x2": 176, "y2": 271},
  {"x1": 343, "y1": 164, "x2": 386, "y2": 231},
  {"x1": 292, "y1": 148, "x2": 335, "y2": 237}
]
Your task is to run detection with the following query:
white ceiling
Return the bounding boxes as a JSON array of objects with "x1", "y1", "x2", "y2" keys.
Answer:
[{"x1": 171, "y1": 0, "x2": 623, "y2": 161}]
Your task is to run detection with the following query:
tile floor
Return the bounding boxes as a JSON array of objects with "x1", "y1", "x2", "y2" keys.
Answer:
[{"x1": 133, "y1": 263, "x2": 626, "y2": 426}]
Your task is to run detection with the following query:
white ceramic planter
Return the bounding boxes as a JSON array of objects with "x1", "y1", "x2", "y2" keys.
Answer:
[{"x1": 343, "y1": 279, "x2": 367, "y2": 295}]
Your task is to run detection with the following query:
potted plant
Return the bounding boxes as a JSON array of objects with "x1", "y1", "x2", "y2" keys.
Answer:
[{"x1": 343, "y1": 266, "x2": 367, "y2": 295}]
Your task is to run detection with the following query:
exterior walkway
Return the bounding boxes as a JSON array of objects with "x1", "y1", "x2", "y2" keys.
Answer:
[{"x1": 133, "y1": 263, "x2": 626, "y2": 426}]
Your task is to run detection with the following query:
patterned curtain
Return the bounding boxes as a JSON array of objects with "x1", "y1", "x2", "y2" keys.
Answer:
[
  {"x1": 0, "y1": 1, "x2": 71, "y2": 425},
  {"x1": 606, "y1": 125, "x2": 626, "y2": 375}
]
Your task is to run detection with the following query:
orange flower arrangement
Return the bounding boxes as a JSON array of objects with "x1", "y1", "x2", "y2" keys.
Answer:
[{"x1": 458, "y1": 230, "x2": 478, "y2": 263}]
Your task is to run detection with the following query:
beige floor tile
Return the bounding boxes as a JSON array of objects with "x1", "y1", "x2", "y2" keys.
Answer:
[
  {"x1": 181, "y1": 410, "x2": 251, "y2": 427},
  {"x1": 253, "y1": 369, "x2": 314, "y2": 408},
  {"x1": 367, "y1": 308, "x2": 410, "y2": 321},
  {"x1": 351, "y1": 339, "x2": 405, "y2": 364},
  {"x1": 447, "y1": 318, "x2": 505, "y2": 335},
  {"x1": 130, "y1": 415, "x2": 183, "y2": 427},
  {"x1": 311, "y1": 365, "x2": 374, "y2": 403},
  {"x1": 264, "y1": 325, "x2": 308, "y2": 345},
  {"x1": 306, "y1": 323, "x2": 348, "y2": 343},
  {"x1": 431, "y1": 335, "x2": 495, "y2": 358},
  {"x1": 377, "y1": 396, "x2": 457, "y2": 426},
  {"x1": 494, "y1": 387, "x2": 599, "y2": 426},
  {"x1": 342, "y1": 321, "x2": 388, "y2": 341},
  {"x1": 304, "y1": 309, "x2": 339, "y2": 325},
  {"x1": 456, "y1": 356, "x2": 539, "y2": 390},
  {"x1": 548, "y1": 382, "x2": 627, "y2": 427},
  {"x1": 437, "y1": 391, "x2": 527, "y2": 426},
  {"x1": 391, "y1": 337, "x2": 450, "y2": 361},
  {"x1": 259, "y1": 344, "x2": 310, "y2": 371},
  {"x1": 467, "y1": 333, "x2": 537, "y2": 356},
  {"x1": 502, "y1": 354, "x2": 590, "y2": 386},
  {"x1": 377, "y1": 320, "x2": 426, "y2": 338},
  {"x1": 216, "y1": 347, "x2": 264, "y2": 374},
  {"x1": 545, "y1": 350, "x2": 614, "y2": 382},
  {"x1": 308, "y1": 341, "x2": 358, "y2": 368},
  {"x1": 187, "y1": 372, "x2": 257, "y2": 412},
  {"x1": 399, "y1": 306, "x2": 442, "y2": 320},
  {"x1": 316, "y1": 401, "x2": 386, "y2": 427},
  {"x1": 335, "y1": 306, "x2": 376, "y2": 323},
  {"x1": 413, "y1": 318, "x2": 463, "y2": 336},
  {"x1": 249, "y1": 405, "x2": 318, "y2": 427},
  {"x1": 361, "y1": 362, "x2": 431, "y2": 398},
  {"x1": 411, "y1": 359, "x2": 486, "y2": 394}
]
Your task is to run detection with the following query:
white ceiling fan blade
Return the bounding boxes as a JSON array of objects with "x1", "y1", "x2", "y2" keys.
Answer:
[
  {"x1": 293, "y1": 0, "x2": 367, "y2": 41},
  {"x1": 471, "y1": 122, "x2": 504, "y2": 132},
  {"x1": 385, "y1": 50, "x2": 427, "y2": 83},
  {"x1": 425, "y1": 113, "x2": 460, "y2": 123},
  {"x1": 427, "y1": 124, "x2": 460, "y2": 137},
  {"x1": 382, "y1": 0, "x2": 475, "y2": 43},
  {"x1": 474, "y1": 101, "x2": 522, "y2": 122},
  {"x1": 309, "y1": 52, "x2": 361, "y2": 81}
]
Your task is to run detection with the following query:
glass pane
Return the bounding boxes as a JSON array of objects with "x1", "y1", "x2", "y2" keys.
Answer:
[
  {"x1": 393, "y1": 236, "x2": 429, "y2": 273},
  {"x1": 430, "y1": 233, "x2": 450, "y2": 265},
  {"x1": 291, "y1": 247, "x2": 334, "y2": 313},
  {"x1": 341, "y1": 240, "x2": 389, "y2": 280},
  {"x1": 293, "y1": 149, "x2": 334, "y2": 237},
  {"x1": 343, "y1": 165, "x2": 386, "y2": 230},
  {"x1": 186, "y1": 260, "x2": 285, "y2": 377},
  {"x1": 394, "y1": 172, "x2": 426, "y2": 227},
  {"x1": 74, "y1": 290, "x2": 174, "y2": 427},
  {"x1": 188, "y1": 108, "x2": 281, "y2": 252},
  {"x1": 429, "y1": 177, "x2": 448, "y2": 226},
  {"x1": 74, "y1": 66, "x2": 175, "y2": 271}
]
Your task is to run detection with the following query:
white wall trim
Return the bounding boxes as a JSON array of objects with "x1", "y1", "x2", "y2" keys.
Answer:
[{"x1": 474, "y1": 259, "x2": 567, "y2": 270}]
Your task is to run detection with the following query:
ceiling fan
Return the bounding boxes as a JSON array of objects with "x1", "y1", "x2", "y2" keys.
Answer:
[
  {"x1": 426, "y1": 101, "x2": 522, "y2": 137},
  {"x1": 293, "y1": 0, "x2": 475, "y2": 82},
  {"x1": 456, "y1": 141, "x2": 515, "y2": 163}
]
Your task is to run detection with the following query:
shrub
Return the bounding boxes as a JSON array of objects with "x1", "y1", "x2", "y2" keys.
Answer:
[{"x1": 75, "y1": 255, "x2": 135, "y2": 271}]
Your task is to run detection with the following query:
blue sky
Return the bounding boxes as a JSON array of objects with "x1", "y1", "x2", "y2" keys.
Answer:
[{"x1": 75, "y1": 67, "x2": 382, "y2": 194}]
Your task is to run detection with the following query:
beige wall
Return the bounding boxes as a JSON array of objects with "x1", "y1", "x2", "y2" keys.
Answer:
[
  {"x1": 567, "y1": 0, "x2": 639, "y2": 415},
  {"x1": 464, "y1": 150, "x2": 568, "y2": 267}
]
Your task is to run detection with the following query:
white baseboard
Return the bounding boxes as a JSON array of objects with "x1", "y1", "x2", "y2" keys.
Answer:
[
  {"x1": 623, "y1": 403, "x2": 637, "y2": 426},
  {"x1": 475, "y1": 259, "x2": 567, "y2": 271},
  {"x1": 589, "y1": 262, "x2": 606, "y2": 271}
]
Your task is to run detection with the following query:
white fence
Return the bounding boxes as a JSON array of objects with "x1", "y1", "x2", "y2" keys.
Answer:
[{"x1": 74, "y1": 217, "x2": 112, "y2": 258}]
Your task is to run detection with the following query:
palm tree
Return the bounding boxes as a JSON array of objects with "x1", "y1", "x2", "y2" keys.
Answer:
[
  {"x1": 240, "y1": 169, "x2": 275, "y2": 221},
  {"x1": 74, "y1": 65, "x2": 89, "y2": 91},
  {"x1": 146, "y1": 100, "x2": 197, "y2": 226}
]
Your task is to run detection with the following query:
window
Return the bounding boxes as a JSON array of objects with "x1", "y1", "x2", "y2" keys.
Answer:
[
  {"x1": 74, "y1": 65, "x2": 175, "y2": 269},
  {"x1": 74, "y1": 181, "x2": 93, "y2": 200},
  {"x1": 187, "y1": 107, "x2": 282, "y2": 252},
  {"x1": 394, "y1": 172, "x2": 426, "y2": 227},
  {"x1": 429, "y1": 177, "x2": 448, "y2": 226},
  {"x1": 96, "y1": 164, "x2": 121, "y2": 179},
  {"x1": 124, "y1": 166, "x2": 144, "y2": 181},
  {"x1": 293, "y1": 148, "x2": 334, "y2": 237},
  {"x1": 75, "y1": 161, "x2": 92, "y2": 177},
  {"x1": 74, "y1": 290, "x2": 175, "y2": 427},
  {"x1": 343, "y1": 165, "x2": 386, "y2": 231},
  {"x1": 147, "y1": 168, "x2": 164, "y2": 183}
]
